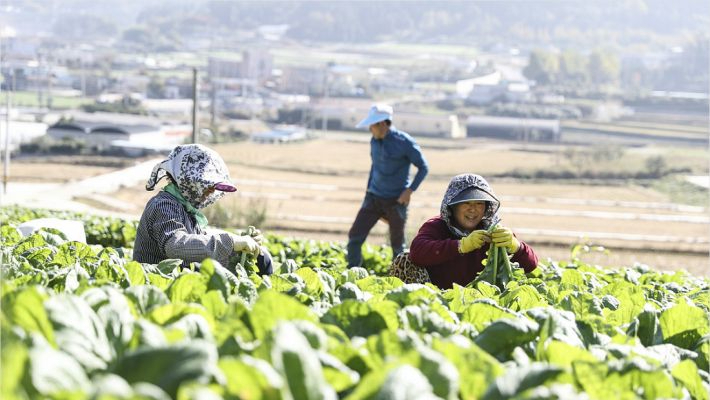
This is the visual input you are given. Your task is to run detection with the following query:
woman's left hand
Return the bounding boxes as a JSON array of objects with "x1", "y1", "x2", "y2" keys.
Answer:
[
  {"x1": 244, "y1": 226, "x2": 264, "y2": 245},
  {"x1": 491, "y1": 226, "x2": 520, "y2": 253},
  {"x1": 250, "y1": 229, "x2": 264, "y2": 244}
]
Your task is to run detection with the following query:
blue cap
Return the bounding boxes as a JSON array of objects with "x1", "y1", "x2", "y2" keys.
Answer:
[{"x1": 356, "y1": 103, "x2": 393, "y2": 128}]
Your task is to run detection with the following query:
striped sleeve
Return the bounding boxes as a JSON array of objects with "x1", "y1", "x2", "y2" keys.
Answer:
[{"x1": 150, "y1": 196, "x2": 235, "y2": 267}]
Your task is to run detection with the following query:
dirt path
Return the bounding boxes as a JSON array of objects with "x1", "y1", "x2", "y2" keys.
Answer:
[{"x1": 0, "y1": 157, "x2": 161, "y2": 217}]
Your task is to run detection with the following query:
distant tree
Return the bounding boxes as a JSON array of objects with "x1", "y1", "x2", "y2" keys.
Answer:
[
  {"x1": 122, "y1": 27, "x2": 155, "y2": 46},
  {"x1": 206, "y1": 1, "x2": 237, "y2": 26},
  {"x1": 562, "y1": 147, "x2": 591, "y2": 176},
  {"x1": 37, "y1": 1, "x2": 710, "y2": 49},
  {"x1": 681, "y1": 36, "x2": 710, "y2": 79},
  {"x1": 659, "y1": 35, "x2": 710, "y2": 92},
  {"x1": 147, "y1": 76, "x2": 165, "y2": 99},
  {"x1": 645, "y1": 156, "x2": 667, "y2": 178},
  {"x1": 52, "y1": 14, "x2": 118, "y2": 40},
  {"x1": 81, "y1": 100, "x2": 147, "y2": 115},
  {"x1": 420, "y1": 10, "x2": 459, "y2": 32},
  {"x1": 591, "y1": 144, "x2": 625, "y2": 162},
  {"x1": 587, "y1": 50, "x2": 620, "y2": 85},
  {"x1": 559, "y1": 50, "x2": 588, "y2": 84},
  {"x1": 523, "y1": 50, "x2": 559, "y2": 85}
]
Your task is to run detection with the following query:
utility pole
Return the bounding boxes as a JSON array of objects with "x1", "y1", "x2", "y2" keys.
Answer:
[
  {"x1": 80, "y1": 57, "x2": 86, "y2": 97},
  {"x1": 1, "y1": 32, "x2": 16, "y2": 200},
  {"x1": 47, "y1": 52, "x2": 53, "y2": 110},
  {"x1": 210, "y1": 78, "x2": 216, "y2": 129},
  {"x1": 523, "y1": 110, "x2": 529, "y2": 149},
  {"x1": 191, "y1": 67, "x2": 198, "y2": 143},
  {"x1": 321, "y1": 65, "x2": 329, "y2": 133},
  {"x1": 3, "y1": 72, "x2": 11, "y2": 197},
  {"x1": 36, "y1": 51, "x2": 43, "y2": 108}
]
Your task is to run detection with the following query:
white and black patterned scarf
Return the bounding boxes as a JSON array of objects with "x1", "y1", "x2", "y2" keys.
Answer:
[
  {"x1": 146, "y1": 144, "x2": 233, "y2": 209},
  {"x1": 440, "y1": 173, "x2": 501, "y2": 237}
]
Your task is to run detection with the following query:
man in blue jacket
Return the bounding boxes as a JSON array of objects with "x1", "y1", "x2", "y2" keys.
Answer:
[{"x1": 347, "y1": 103, "x2": 429, "y2": 268}]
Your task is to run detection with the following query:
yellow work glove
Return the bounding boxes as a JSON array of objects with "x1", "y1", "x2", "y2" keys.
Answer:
[
  {"x1": 250, "y1": 229, "x2": 264, "y2": 245},
  {"x1": 491, "y1": 226, "x2": 520, "y2": 253},
  {"x1": 243, "y1": 226, "x2": 265, "y2": 245},
  {"x1": 458, "y1": 230, "x2": 489, "y2": 253},
  {"x1": 231, "y1": 234, "x2": 260, "y2": 256}
]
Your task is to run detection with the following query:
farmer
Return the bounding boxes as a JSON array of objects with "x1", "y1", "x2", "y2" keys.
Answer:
[
  {"x1": 133, "y1": 144, "x2": 272, "y2": 274},
  {"x1": 347, "y1": 103, "x2": 429, "y2": 268},
  {"x1": 407, "y1": 173, "x2": 537, "y2": 289}
]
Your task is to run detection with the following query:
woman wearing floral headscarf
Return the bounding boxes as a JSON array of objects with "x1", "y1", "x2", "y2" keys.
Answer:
[
  {"x1": 133, "y1": 144, "x2": 272, "y2": 274},
  {"x1": 408, "y1": 173, "x2": 537, "y2": 289}
]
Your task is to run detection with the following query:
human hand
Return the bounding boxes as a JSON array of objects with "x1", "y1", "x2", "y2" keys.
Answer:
[
  {"x1": 397, "y1": 188, "x2": 413, "y2": 205},
  {"x1": 232, "y1": 234, "x2": 260, "y2": 256},
  {"x1": 458, "y1": 230, "x2": 489, "y2": 253},
  {"x1": 491, "y1": 226, "x2": 520, "y2": 253},
  {"x1": 251, "y1": 229, "x2": 264, "y2": 245},
  {"x1": 245, "y1": 226, "x2": 264, "y2": 245}
]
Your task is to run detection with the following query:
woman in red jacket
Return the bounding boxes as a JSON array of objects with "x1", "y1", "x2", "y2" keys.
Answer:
[{"x1": 409, "y1": 173, "x2": 538, "y2": 289}]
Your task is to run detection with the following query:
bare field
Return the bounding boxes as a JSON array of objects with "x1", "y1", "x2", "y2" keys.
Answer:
[
  {"x1": 81, "y1": 138, "x2": 708, "y2": 275},
  {"x1": 214, "y1": 139, "x2": 564, "y2": 178},
  {"x1": 212, "y1": 137, "x2": 710, "y2": 178},
  {"x1": 8, "y1": 155, "x2": 155, "y2": 183},
  {"x1": 8, "y1": 162, "x2": 116, "y2": 183}
]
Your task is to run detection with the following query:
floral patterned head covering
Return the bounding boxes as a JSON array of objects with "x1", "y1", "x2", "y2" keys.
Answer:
[
  {"x1": 146, "y1": 144, "x2": 235, "y2": 209},
  {"x1": 440, "y1": 173, "x2": 500, "y2": 237}
]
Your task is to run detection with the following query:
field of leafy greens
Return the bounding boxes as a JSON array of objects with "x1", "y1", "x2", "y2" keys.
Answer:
[{"x1": 1, "y1": 206, "x2": 709, "y2": 400}]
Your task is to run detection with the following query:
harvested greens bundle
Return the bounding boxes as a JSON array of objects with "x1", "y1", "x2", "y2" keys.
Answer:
[
  {"x1": 228, "y1": 225, "x2": 263, "y2": 274},
  {"x1": 468, "y1": 219, "x2": 519, "y2": 290}
]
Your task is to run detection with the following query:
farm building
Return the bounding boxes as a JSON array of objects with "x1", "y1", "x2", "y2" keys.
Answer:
[
  {"x1": 466, "y1": 115, "x2": 560, "y2": 142},
  {"x1": 325, "y1": 106, "x2": 464, "y2": 139},
  {"x1": 0, "y1": 119, "x2": 48, "y2": 152},
  {"x1": 46, "y1": 118, "x2": 190, "y2": 155},
  {"x1": 456, "y1": 71, "x2": 533, "y2": 105},
  {"x1": 252, "y1": 125, "x2": 309, "y2": 144},
  {"x1": 390, "y1": 113, "x2": 464, "y2": 138},
  {"x1": 304, "y1": 98, "x2": 464, "y2": 138},
  {"x1": 208, "y1": 50, "x2": 273, "y2": 83},
  {"x1": 279, "y1": 66, "x2": 326, "y2": 95},
  {"x1": 341, "y1": 109, "x2": 465, "y2": 138}
]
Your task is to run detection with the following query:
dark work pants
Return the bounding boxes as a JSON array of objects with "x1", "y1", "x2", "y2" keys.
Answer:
[
  {"x1": 347, "y1": 192, "x2": 407, "y2": 267},
  {"x1": 257, "y1": 250, "x2": 273, "y2": 275}
]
